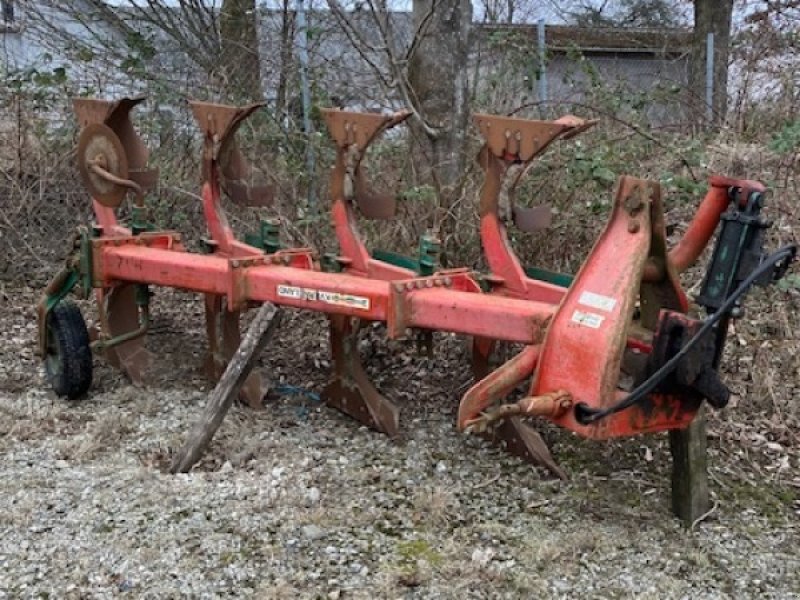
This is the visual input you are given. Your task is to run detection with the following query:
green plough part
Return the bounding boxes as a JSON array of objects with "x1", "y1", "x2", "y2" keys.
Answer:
[
  {"x1": 371, "y1": 249, "x2": 420, "y2": 272},
  {"x1": 523, "y1": 266, "x2": 573, "y2": 288},
  {"x1": 44, "y1": 269, "x2": 80, "y2": 314},
  {"x1": 372, "y1": 233, "x2": 441, "y2": 276},
  {"x1": 372, "y1": 235, "x2": 574, "y2": 289},
  {"x1": 245, "y1": 218, "x2": 282, "y2": 255},
  {"x1": 44, "y1": 226, "x2": 93, "y2": 316}
]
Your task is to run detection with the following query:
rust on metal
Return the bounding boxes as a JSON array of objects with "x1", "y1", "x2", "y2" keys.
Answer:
[
  {"x1": 475, "y1": 113, "x2": 595, "y2": 232},
  {"x1": 458, "y1": 339, "x2": 570, "y2": 479},
  {"x1": 463, "y1": 390, "x2": 572, "y2": 432},
  {"x1": 470, "y1": 336, "x2": 496, "y2": 380},
  {"x1": 77, "y1": 123, "x2": 130, "y2": 208},
  {"x1": 473, "y1": 112, "x2": 596, "y2": 161},
  {"x1": 73, "y1": 96, "x2": 159, "y2": 196},
  {"x1": 322, "y1": 109, "x2": 410, "y2": 220},
  {"x1": 53, "y1": 99, "x2": 783, "y2": 493},
  {"x1": 458, "y1": 345, "x2": 540, "y2": 430},
  {"x1": 513, "y1": 204, "x2": 553, "y2": 232},
  {"x1": 101, "y1": 284, "x2": 151, "y2": 385},
  {"x1": 322, "y1": 109, "x2": 410, "y2": 152},
  {"x1": 203, "y1": 294, "x2": 264, "y2": 408},
  {"x1": 638, "y1": 181, "x2": 688, "y2": 329},
  {"x1": 189, "y1": 101, "x2": 274, "y2": 207},
  {"x1": 490, "y1": 418, "x2": 567, "y2": 480},
  {"x1": 322, "y1": 315, "x2": 400, "y2": 436}
]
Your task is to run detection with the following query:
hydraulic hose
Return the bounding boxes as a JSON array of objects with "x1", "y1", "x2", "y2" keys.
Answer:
[{"x1": 575, "y1": 244, "x2": 797, "y2": 426}]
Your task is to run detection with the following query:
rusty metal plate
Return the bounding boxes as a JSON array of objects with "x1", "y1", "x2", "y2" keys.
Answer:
[
  {"x1": 512, "y1": 204, "x2": 552, "y2": 232},
  {"x1": 104, "y1": 284, "x2": 151, "y2": 385},
  {"x1": 354, "y1": 166, "x2": 396, "y2": 219},
  {"x1": 106, "y1": 97, "x2": 150, "y2": 172},
  {"x1": 639, "y1": 180, "x2": 687, "y2": 329},
  {"x1": 490, "y1": 418, "x2": 566, "y2": 479},
  {"x1": 189, "y1": 100, "x2": 270, "y2": 206},
  {"x1": 77, "y1": 123, "x2": 129, "y2": 208},
  {"x1": 129, "y1": 167, "x2": 160, "y2": 194},
  {"x1": 203, "y1": 293, "x2": 265, "y2": 407},
  {"x1": 189, "y1": 101, "x2": 264, "y2": 141},
  {"x1": 470, "y1": 336, "x2": 495, "y2": 380},
  {"x1": 73, "y1": 98, "x2": 117, "y2": 128},
  {"x1": 473, "y1": 113, "x2": 572, "y2": 161},
  {"x1": 189, "y1": 101, "x2": 264, "y2": 180},
  {"x1": 224, "y1": 180, "x2": 275, "y2": 207},
  {"x1": 322, "y1": 109, "x2": 411, "y2": 151},
  {"x1": 323, "y1": 315, "x2": 400, "y2": 437},
  {"x1": 72, "y1": 96, "x2": 146, "y2": 128},
  {"x1": 74, "y1": 97, "x2": 157, "y2": 197},
  {"x1": 554, "y1": 114, "x2": 598, "y2": 139}
]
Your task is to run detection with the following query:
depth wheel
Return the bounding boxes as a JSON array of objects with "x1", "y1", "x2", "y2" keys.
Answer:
[{"x1": 45, "y1": 301, "x2": 93, "y2": 399}]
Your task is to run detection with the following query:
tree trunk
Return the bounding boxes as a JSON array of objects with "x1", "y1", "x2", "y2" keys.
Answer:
[
  {"x1": 689, "y1": 0, "x2": 733, "y2": 128},
  {"x1": 407, "y1": 0, "x2": 473, "y2": 212},
  {"x1": 220, "y1": 0, "x2": 262, "y2": 101},
  {"x1": 276, "y1": 0, "x2": 296, "y2": 120}
]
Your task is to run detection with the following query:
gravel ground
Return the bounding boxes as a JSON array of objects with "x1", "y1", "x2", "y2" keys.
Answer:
[{"x1": 1, "y1": 283, "x2": 798, "y2": 599}]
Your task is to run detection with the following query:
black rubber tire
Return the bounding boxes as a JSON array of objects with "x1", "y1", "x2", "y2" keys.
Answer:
[{"x1": 44, "y1": 301, "x2": 93, "y2": 399}]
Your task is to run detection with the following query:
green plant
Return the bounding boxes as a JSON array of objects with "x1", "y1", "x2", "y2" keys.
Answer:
[{"x1": 769, "y1": 121, "x2": 800, "y2": 154}]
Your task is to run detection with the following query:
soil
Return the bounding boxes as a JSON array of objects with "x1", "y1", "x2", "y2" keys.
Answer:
[{"x1": 0, "y1": 282, "x2": 798, "y2": 599}]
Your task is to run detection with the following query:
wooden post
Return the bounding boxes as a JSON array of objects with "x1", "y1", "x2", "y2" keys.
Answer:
[
  {"x1": 669, "y1": 405, "x2": 710, "y2": 525},
  {"x1": 171, "y1": 302, "x2": 282, "y2": 473}
]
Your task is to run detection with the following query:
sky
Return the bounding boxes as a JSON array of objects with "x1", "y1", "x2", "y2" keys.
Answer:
[
  {"x1": 79, "y1": 0, "x2": 764, "y2": 28},
  {"x1": 99, "y1": 0, "x2": 684, "y2": 25}
]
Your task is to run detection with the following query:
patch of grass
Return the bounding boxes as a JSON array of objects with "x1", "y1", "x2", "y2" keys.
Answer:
[
  {"x1": 396, "y1": 539, "x2": 443, "y2": 568},
  {"x1": 719, "y1": 479, "x2": 797, "y2": 523},
  {"x1": 388, "y1": 538, "x2": 444, "y2": 589},
  {"x1": 411, "y1": 485, "x2": 458, "y2": 527}
]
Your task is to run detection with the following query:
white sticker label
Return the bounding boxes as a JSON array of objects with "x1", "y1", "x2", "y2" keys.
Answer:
[
  {"x1": 276, "y1": 285, "x2": 370, "y2": 310},
  {"x1": 277, "y1": 284, "x2": 317, "y2": 302},
  {"x1": 579, "y1": 291, "x2": 617, "y2": 313},
  {"x1": 318, "y1": 291, "x2": 370, "y2": 310},
  {"x1": 571, "y1": 309, "x2": 604, "y2": 329}
]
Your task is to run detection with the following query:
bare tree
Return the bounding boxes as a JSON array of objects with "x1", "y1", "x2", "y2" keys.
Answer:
[
  {"x1": 220, "y1": 0, "x2": 262, "y2": 101},
  {"x1": 326, "y1": 0, "x2": 472, "y2": 215},
  {"x1": 407, "y1": 0, "x2": 473, "y2": 206},
  {"x1": 729, "y1": 1, "x2": 800, "y2": 132},
  {"x1": 566, "y1": 0, "x2": 685, "y2": 28},
  {"x1": 479, "y1": 0, "x2": 516, "y2": 24},
  {"x1": 2, "y1": 0, "x2": 14, "y2": 24},
  {"x1": 275, "y1": 0, "x2": 297, "y2": 118},
  {"x1": 24, "y1": 1, "x2": 261, "y2": 102}
]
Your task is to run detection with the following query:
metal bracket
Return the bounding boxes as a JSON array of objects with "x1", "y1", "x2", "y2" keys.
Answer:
[
  {"x1": 189, "y1": 101, "x2": 274, "y2": 207},
  {"x1": 244, "y1": 218, "x2": 282, "y2": 254},
  {"x1": 647, "y1": 310, "x2": 730, "y2": 409},
  {"x1": 475, "y1": 112, "x2": 596, "y2": 232},
  {"x1": 322, "y1": 108, "x2": 410, "y2": 220}
]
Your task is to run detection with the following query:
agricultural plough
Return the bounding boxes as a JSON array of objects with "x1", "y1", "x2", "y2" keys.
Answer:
[{"x1": 37, "y1": 97, "x2": 796, "y2": 521}]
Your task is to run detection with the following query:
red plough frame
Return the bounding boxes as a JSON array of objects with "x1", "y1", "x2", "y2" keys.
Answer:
[{"x1": 38, "y1": 96, "x2": 794, "y2": 483}]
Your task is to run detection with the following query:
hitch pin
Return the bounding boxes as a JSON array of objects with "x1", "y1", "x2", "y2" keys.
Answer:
[{"x1": 464, "y1": 390, "x2": 573, "y2": 434}]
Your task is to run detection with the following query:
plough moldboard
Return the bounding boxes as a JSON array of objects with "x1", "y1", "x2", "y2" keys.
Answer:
[{"x1": 37, "y1": 97, "x2": 796, "y2": 523}]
